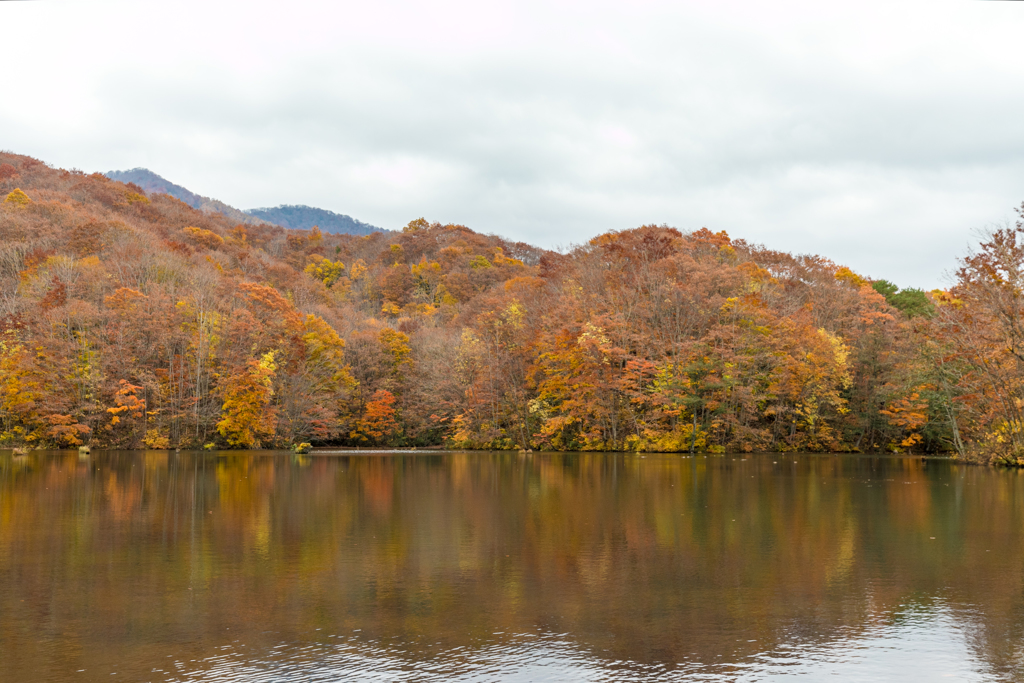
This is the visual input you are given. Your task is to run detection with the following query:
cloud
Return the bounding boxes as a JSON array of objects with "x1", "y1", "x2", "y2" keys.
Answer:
[{"x1": 3, "y1": 0, "x2": 1024, "y2": 287}]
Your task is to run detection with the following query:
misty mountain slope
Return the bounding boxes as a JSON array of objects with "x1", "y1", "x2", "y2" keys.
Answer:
[
  {"x1": 105, "y1": 168, "x2": 267, "y2": 225},
  {"x1": 105, "y1": 168, "x2": 387, "y2": 235},
  {"x1": 105, "y1": 168, "x2": 202, "y2": 208},
  {"x1": 246, "y1": 205, "x2": 385, "y2": 235}
]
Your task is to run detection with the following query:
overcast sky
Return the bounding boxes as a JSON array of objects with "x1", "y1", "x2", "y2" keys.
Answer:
[{"x1": 3, "y1": 0, "x2": 1023, "y2": 288}]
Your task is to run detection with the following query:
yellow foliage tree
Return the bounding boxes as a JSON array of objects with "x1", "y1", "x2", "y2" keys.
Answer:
[
  {"x1": 121, "y1": 191, "x2": 150, "y2": 205},
  {"x1": 0, "y1": 334, "x2": 42, "y2": 444},
  {"x1": 4, "y1": 188, "x2": 31, "y2": 207},
  {"x1": 216, "y1": 351, "x2": 278, "y2": 448},
  {"x1": 182, "y1": 226, "x2": 225, "y2": 249},
  {"x1": 403, "y1": 217, "x2": 430, "y2": 233},
  {"x1": 379, "y1": 328, "x2": 412, "y2": 382},
  {"x1": 302, "y1": 315, "x2": 357, "y2": 394},
  {"x1": 834, "y1": 266, "x2": 868, "y2": 288},
  {"x1": 349, "y1": 259, "x2": 368, "y2": 281},
  {"x1": 304, "y1": 256, "x2": 346, "y2": 288}
]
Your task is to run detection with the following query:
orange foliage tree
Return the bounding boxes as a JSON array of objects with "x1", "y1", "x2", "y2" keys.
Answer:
[
  {"x1": 0, "y1": 148, "x2": 1010, "y2": 458},
  {"x1": 351, "y1": 389, "x2": 399, "y2": 445}
]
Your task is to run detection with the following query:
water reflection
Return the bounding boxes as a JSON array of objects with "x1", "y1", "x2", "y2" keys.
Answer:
[{"x1": 1, "y1": 451, "x2": 1023, "y2": 681}]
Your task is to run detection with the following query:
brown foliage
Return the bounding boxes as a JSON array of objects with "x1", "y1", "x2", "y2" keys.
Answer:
[{"x1": 0, "y1": 149, "x2": 996, "y2": 455}]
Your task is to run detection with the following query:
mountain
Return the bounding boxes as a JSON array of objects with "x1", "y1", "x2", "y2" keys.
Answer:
[
  {"x1": 245, "y1": 205, "x2": 383, "y2": 236},
  {"x1": 4, "y1": 149, "x2": 988, "y2": 460},
  {"x1": 104, "y1": 168, "x2": 386, "y2": 235},
  {"x1": 104, "y1": 168, "x2": 265, "y2": 226},
  {"x1": 104, "y1": 168, "x2": 202, "y2": 207},
  {"x1": 0, "y1": 150, "x2": 545, "y2": 450}
]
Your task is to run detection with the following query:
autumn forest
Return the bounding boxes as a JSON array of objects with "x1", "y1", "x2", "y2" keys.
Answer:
[{"x1": 2, "y1": 151, "x2": 1024, "y2": 464}]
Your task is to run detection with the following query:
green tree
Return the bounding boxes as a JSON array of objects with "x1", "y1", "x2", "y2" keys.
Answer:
[{"x1": 872, "y1": 280, "x2": 935, "y2": 318}]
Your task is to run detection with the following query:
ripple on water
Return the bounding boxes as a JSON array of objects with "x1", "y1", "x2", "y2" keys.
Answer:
[{"x1": 161, "y1": 605, "x2": 1005, "y2": 683}]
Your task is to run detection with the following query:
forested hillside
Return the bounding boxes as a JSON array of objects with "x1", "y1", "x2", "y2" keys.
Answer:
[{"x1": 2, "y1": 152, "x2": 1023, "y2": 462}]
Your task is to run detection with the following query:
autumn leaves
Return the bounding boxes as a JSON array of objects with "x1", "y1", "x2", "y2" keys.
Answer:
[
  {"x1": 2, "y1": 150, "x2": 1022, "y2": 457},
  {"x1": 453, "y1": 227, "x2": 884, "y2": 453}
]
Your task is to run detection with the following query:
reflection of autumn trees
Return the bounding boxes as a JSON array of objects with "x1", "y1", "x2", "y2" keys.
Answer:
[{"x1": 3, "y1": 452, "x2": 1024, "y2": 679}]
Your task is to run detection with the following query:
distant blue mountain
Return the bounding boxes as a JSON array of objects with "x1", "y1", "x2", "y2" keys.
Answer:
[
  {"x1": 245, "y1": 205, "x2": 385, "y2": 236},
  {"x1": 106, "y1": 168, "x2": 203, "y2": 208},
  {"x1": 104, "y1": 168, "x2": 387, "y2": 235},
  {"x1": 104, "y1": 168, "x2": 263, "y2": 225}
]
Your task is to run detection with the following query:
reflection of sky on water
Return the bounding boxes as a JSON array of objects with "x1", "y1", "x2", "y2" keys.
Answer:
[{"x1": 159, "y1": 605, "x2": 996, "y2": 682}]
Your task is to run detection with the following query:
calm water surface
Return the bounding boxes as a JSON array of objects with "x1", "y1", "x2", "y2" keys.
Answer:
[{"x1": 2, "y1": 450, "x2": 1024, "y2": 682}]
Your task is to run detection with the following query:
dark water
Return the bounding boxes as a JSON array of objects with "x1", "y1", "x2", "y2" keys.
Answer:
[{"x1": 2, "y1": 451, "x2": 1024, "y2": 682}]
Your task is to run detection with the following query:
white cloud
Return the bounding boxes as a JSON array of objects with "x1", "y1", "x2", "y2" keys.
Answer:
[{"x1": 3, "y1": 0, "x2": 1024, "y2": 288}]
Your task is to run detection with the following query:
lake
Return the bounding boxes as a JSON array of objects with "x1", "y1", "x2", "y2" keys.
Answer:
[{"x1": 2, "y1": 450, "x2": 1023, "y2": 682}]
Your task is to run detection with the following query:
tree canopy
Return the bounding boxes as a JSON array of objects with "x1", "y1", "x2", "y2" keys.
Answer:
[{"x1": 0, "y1": 151, "x2": 1021, "y2": 461}]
